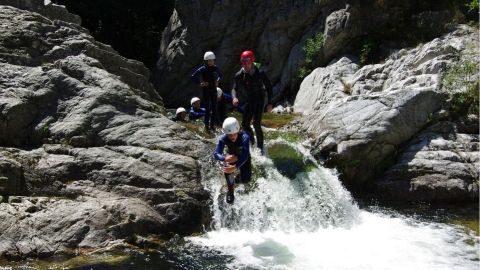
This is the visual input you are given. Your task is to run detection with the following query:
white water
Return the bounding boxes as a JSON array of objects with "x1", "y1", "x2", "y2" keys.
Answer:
[{"x1": 191, "y1": 138, "x2": 479, "y2": 270}]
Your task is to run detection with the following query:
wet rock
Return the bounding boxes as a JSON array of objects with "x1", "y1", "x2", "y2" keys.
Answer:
[
  {"x1": 0, "y1": 1, "x2": 211, "y2": 259},
  {"x1": 293, "y1": 26, "x2": 479, "y2": 202},
  {"x1": 375, "y1": 122, "x2": 479, "y2": 204},
  {"x1": 0, "y1": 194, "x2": 167, "y2": 259}
]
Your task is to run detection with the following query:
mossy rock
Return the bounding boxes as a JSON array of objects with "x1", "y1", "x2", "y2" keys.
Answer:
[
  {"x1": 267, "y1": 142, "x2": 316, "y2": 179},
  {"x1": 226, "y1": 111, "x2": 299, "y2": 129},
  {"x1": 264, "y1": 130, "x2": 303, "y2": 143}
]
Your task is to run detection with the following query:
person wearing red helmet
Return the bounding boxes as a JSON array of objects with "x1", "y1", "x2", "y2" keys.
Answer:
[{"x1": 231, "y1": 50, "x2": 273, "y2": 154}]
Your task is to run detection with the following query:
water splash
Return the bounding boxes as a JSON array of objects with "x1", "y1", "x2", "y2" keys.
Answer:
[{"x1": 194, "y1": 137, "x2": 479, "y2": 270}]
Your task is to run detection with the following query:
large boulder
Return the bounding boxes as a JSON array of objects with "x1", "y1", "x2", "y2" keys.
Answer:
[
  {"x1": 0, "y1": 1, "x2": 211, "y2": 259},
  {"x1": 154, "y1": 0, "x2": 456, "y2": 108},
  {"x1": 374, "y1": 120, "x2": 479, "y2": 204},
  {"x1": 293, "y1": 25, "x2": 479, "y2": 201}
]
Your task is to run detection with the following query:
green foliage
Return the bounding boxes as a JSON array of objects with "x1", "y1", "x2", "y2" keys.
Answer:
[
  {"x1": 304, "y1": 32, "x2": 325, "y2": 64},
  {"x1": 297, "y1": 32, "x2": 324, "y2": 80},
  {"x1": 442, "y1": 57, "x2": 479, "y2": 116},
  {"x1": 359, "y1": 40, "x2": 377, "y2": 66},
  {"x1": 466, "y1": 0, "x2": 479, "y2": 12}
]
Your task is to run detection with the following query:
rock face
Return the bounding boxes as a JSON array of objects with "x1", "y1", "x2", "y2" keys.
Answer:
[
  {"x1": 294, "y1": 25, "x2": 479, "y2": 203},
  {"x1": 375, "y1": 120, "x2": 479, "y2": 203},
  {"x1": 0, "y1": 1, "x2": 211, "y2": 259},
  {"x1": 154, "y1": 0, "x2": 455, "y2": 108}
]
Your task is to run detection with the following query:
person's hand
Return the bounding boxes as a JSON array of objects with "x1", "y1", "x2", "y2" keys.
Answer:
[
  {"x1": 266, "y1": 104, "x2": 273, "y2": 113},
  {"x1": 223, "y1": 164, "x2": 236, "y2": 174},
  {"x1": 233, "y1": 98, "x2": 239, "y2": 107},
  {"x1": 200, "y1": 81, "x2": 209, "y2": 87},
  {"x1": 225, "y1": 154, "x2": 238, "y2": 163}
]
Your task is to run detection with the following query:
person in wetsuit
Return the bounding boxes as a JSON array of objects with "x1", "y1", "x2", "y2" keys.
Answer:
[
  {"x1": 231, "y1": 50, "x2": 272, "y2": 154},
  {"x1": 213, "y1": 117, "x2": 251, "y2": 204},
  {"x1": 191, "y1": 51, "x2": 222, "y2": 132}
]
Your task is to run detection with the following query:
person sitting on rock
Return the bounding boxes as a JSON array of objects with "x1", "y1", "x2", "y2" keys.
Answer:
[
  {"x1": 172, "y1": 107, "x2": 187, "y2": 122},
  {"x1": 191, "y1": 51, "x2": 222, "y2": 132},
  {"x1": 214, "y1": 117, "x2": 251, "y2": 204},
  {"x1": 189, "y1": 97, "x2": 206, "y2": 121}
]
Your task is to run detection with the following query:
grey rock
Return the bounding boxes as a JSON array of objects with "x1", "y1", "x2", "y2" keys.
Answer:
[
  {"x1": 0, "y1": 194, "x2": 167, "y2": 259},
  {"x1": 0, "y1": 3, "x2": 212, "y2": 259},
  {"x1": 294, "y1": 56, "x2": 359, "y2": 114},
  {"x1": 0, "y1": 155, "x2": 25, "y2": 196},
  {"x1": 375, "y1": 122, "x2": 479, "y2": 203},
  {"x1": 0, "y1": 0, "x2": 81, "y2": 24},
  {"x1": 294, "y1": 26, "x2": 479, "y2": 199}
]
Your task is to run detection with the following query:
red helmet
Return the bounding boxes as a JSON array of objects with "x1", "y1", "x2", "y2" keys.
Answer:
[{"x1": 240, "y1": 50, "x2": 255, "y2": 65}]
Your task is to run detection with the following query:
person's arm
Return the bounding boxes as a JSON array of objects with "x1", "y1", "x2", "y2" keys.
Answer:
[
  {"x1": 235, "y1": 133, "x2": 250, "y2": 168},
  {"x1": 260, "y1": 71, "x2": 273, "y2": 105},
  {"x1": 232, "y1": 75, "x2": 239, "y2": 106},
  {"x1": 223, "y1": 92, "x2": 232, "y2": 102},
  {"x1": 214, "y1": 137, "x2": 226, "y2": 161},
  {"x1": 191, "y1": 65, "x2": 206, "y2": 85},
  {"x1": 215, "y1": 66, "x2": 222, "y2": 82}
]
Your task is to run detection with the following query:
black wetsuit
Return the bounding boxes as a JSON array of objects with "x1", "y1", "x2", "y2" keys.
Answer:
[
  {"x1": 191, "y1": 64, "x2": 222, "y2": 128},
  {"x1": 232, "y1": 66, "x2": 272, "y2": 150}
]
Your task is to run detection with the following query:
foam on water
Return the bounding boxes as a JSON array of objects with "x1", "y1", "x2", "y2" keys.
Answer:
[{"x1": 192, "y1": 137, "x2": 479, "y2": 270}]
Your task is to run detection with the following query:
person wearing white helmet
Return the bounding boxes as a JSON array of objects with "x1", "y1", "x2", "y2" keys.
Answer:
[
  {"x1": 214, "y1": 117, "x2": 251, "y2": 204},
  {"x1": 172, "y1": 107, "x2": 187, "y2": 122},
  {"x1": 188, "y1": 97, "x2": 206, "y2": 120},
  {"x1": 191, "y1": 51, "x2": 223, "y2": 132}
]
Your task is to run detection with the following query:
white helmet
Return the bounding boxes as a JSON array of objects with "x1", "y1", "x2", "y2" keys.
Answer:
[
  {"x1": 204, "y1": 51, "x2": 216, "y2": 60},
  {"x1": 222, "y1": 117, "x2": 240, "y2": 134},
  {"x1": 216, "y1": 87, "x2": 223, "y2": 98},
  {"x1": 176, "y1": 107, "x2": 186, "y2": 115},
  {"x1": 190, "y1": 97, "x2": 200, "y2": 105}
]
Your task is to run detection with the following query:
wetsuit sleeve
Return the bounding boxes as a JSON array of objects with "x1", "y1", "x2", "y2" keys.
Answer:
[
  {"x1": 223, "y1": 92, "x2": 232, "y2": 102},
  {"x1": 260, "y1": 71, "x2": 273, "y2": 104},
  {"x1": 214, "y1": 137, "x2": 226, "y2": 161},
  {"x1": 235, "y1": 133, "x2": 250, "y2": 168},
  {"x1": 191, "y1": 65, "x2": 205, "y2": 84},
  {"x1": 231, "y1": 75, "x2": 239, "y2": 99},
  {"x1": 215, "y1": 66, "x2": 222, "y2": 81},
  {"x1": 189, "y1": 108, "x2": 206, "y2": 119}
]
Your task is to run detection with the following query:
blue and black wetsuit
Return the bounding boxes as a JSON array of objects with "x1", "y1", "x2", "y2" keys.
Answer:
[
  {"x1": 191, "y1": 64, "x2": 222, "y2": 128},
  {"x1": 232, "y1": 66, "x2": 272, "y2": 150},
  {"x1": 189, "y1": 107, "x2": 206, "y2": 120},
  {"x1": 214, "y1": 131, "x2": 251, "y2": 184}
]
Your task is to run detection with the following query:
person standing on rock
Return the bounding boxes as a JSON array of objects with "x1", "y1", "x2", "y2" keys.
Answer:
[
  {"x1": 232, "y1": 50, "x2": 273, "y2": 154},
  {"x1": 214, "y1": 117, "x2": 252, "y2": 204},
  {"x1": 191, "y1": 51, "x2": 222, "y2": 132}
]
